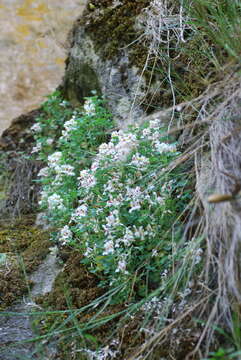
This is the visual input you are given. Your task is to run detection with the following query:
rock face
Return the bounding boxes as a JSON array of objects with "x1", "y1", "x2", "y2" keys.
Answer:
[
  {"x1": 0, "y1": 109, "x2": 42, "y2": 216},
  {"x1": 0, "y1": 109, "x2": 41, "y2": 152},
  {"x1": 62, "y1": 0, "x2": 152, "y2": 127}
]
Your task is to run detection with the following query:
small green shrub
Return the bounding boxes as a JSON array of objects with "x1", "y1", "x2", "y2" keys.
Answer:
[{"x1": 31, "y1": 92, "x2": 197, "y2": 302}]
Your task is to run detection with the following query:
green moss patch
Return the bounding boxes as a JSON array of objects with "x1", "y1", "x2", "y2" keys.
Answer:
[
  {"x1": 37, "y1": 249, "x2": 104, "y2": 311},
  {"x1": 0, "y1": 215, "x2": 51, "y2": 309},
  {"x1": 35, "y1": 247, "x2": 125, "y2": 359},
  {"x1": 82, "y1": 0, "x2": 151, "y2": 60}
]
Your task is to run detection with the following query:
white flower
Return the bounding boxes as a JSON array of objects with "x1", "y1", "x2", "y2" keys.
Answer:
[
  {"x1": 84, "y1": 247, "x2": 93, "y2": 257},
  {"x1": 31, "y1": 142, "x2": 42, "y2": 153},
  {"x1": 106, "y1": 194, "x2": 123, "y2": 208},
  {"x1": 72, "y1": 204, "x2": 88, "y2": 219},
  {"x1": 47, "y1": 193, "x2": 64, "y2": 210},
  {"x1": 31, "y1": 123, "x2": 42, "y2": 133},
  {"x1": 95, "y1": 130, "x2": 138, "y2": 166},
  {"x1": 152, "y1": 249, "x2": 158, "y2": 257},
  {"x1": 121, "y1": 228, "x2": 134, "y2": 246},
  {"x1": 150, "y1": 130, "x2": 161, "y2": 141},
  {"x1": 60, "y1": 117, "x2": 78, "y2": 139},
  {"x1": 38, "y1": 167, "x2": 49, "y2": 177},
  {"x1": 78, "y1": 170, "x2": 96, "y2": 189},
  {"x1": 130, "y1": 153, "x2": 149, "y2": 168},
  {"x1": 149, "y1": 118, "x2": 160, "y2": 129},
  {"x1": 161, "y1": 269, "x2": 168, "y2": 277},
  {"x1": 114, "y1": 132, "x2": 138, "y2": 161},
  {"x1": 116, "y1": 259, "x2": 128, "y2": 273},
  {"x1": 103, "y1": 239, "x2": 114, "y2": 255},
  {"x1": 64, "y1": 117, "x2": 77, "y2": 131},
  {"x1": 59, "y1": 225, "x2": 72, "y2": 245},
  {"x1": 48, "y1": 152, "x2": 62, "y2": 167},
  {"x1": 91, "y1": 161, "x2": 100, "y2": 172},
  {"x1": 103, "y1": 211, "x2": 120, "y2": 235},
  {"x1": 98, "y1": 142, "x2": 117, "y2": 161},
  {"x1": 46, "y1": 138, "x2": 54, "y2": 145},
  {"x1": 126, "y1": 186, "x2": 143, "y2": 213},
  {"x1": 106, "y1": 213, "x2": 118, "y2": 227},
  {"x1": 55, "y1": 164, "x2": 75, "y2": 176},
  {"x1": 154, "y1": 141, "x2": 176, "y2": 154},
  {"x1": 83, "y1": 98, "x2": 96, "y2": 116},
  {"x1": 126, "y1": 186, "x2": 141, "y2": 199},
  {"x1": 38, "y1": 190, "x2": 48, "y2": 206},
  {"x1": 142, "y1": 128, "x2": 151, "y2": 137},
  {"x1": 103, "y1": 177, "x2": 120, "y2": 194}
]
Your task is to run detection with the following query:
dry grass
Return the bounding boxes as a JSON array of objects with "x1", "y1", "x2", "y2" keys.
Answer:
[
  {"x1": 131, "y1": 0, "x2": 241, "y2": 355},
  {"x1": 125, "y1": 67, "x2": 241, "y2": 360},
  {"x1": 195, "y1": 72, "x2": 241, "y2": 352},
  {"x1": 132, "y1": 0, "x2": 192, "y2": 122}
]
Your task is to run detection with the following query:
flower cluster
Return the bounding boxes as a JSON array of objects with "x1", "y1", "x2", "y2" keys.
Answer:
[
  {"x1": 31, "y1": 141, "x2": 42, "y2": 154},
  {"x1": 60, "y1": 115, "x2": 78, "y2": 139},
  {"x1": 48, "y1": 151, "x2": 62, "y2": 168},
  {"x1": 64, "y1": 117, "x2": 189, "y2": 294},
  {"x1": 34, "y1": 93, "x2": 113, "y2": 234},
  {"x1": 83, "y1": 98, "x2": 96, "y2": 116},
  {"x1": 59, "y1": 225, "x2": 73, "y2": 245},
  {"x1": 78, "y1": 170, "x2": 96, "y2": 190},
  {"x1": 47, "y1": 193, "x2": 65, "y2": 211},
  {"x1": 130, "y1": 153, "x2": 149, "y2": 167},
  {"x1": 71, "y1": 204, "x2": 88, "y2": 220},
  {"x1": 31, "y1": 123, "x2": 42, "y2": 133},
  {"x1": 93, "y1": 130, "x2": 138, "y2": 169}
]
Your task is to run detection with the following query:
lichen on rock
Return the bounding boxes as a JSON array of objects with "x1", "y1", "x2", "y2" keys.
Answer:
[{"x1": 62, "y1": 0, "x2": 151, "y2": 127}]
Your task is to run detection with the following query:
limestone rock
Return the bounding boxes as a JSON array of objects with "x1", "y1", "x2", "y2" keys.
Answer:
[{"x1": 62, "y1": 0, "x2": 152, "y2": 127}]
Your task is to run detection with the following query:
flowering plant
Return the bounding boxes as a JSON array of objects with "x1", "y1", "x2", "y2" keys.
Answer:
[
  {"x1": 32, "y1": 91, "x2": 192, "y2": 302},
  {"x1": 31, "y1": 91, "x2": 113, "y2": 227},
  {"x1": 68, "y1": 120, "x2": 191, "y2": 299}
]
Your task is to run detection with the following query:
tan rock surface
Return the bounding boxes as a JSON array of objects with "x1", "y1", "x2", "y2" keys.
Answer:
[{"x1": 0, "y1": 0, "x2": 88, "y2": 135}]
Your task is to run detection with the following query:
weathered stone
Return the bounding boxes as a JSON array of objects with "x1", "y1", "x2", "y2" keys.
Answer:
[
  {"x1": 62, "y1": 0, "x2": 151, "y2": 127},
  {"x1": 0, "y1": 109, "x2": 41, "y2": 152}
]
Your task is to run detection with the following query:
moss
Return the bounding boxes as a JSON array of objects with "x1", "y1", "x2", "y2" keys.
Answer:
[
  {"x1": 34, "y1": 248, "x2": 200, "y2": 359},
  {"x1": 36, "y1": 247, "x2": 124, "y2": 359},
  {"x1": 0, "y1": 215, "x2": 51, "y2": 309},
  {"x1": 82, "y1": 0, "x2": 151, "y2": 60},
  {"x1": 38, "y1": 249, "x2": 103, "y2": 310},
  {"x1": 78, "y1": 0, "x2": 220, "y2": 112},
  {"x1": 65, "y1": 0, "x2": 230, "y2": 118}
]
